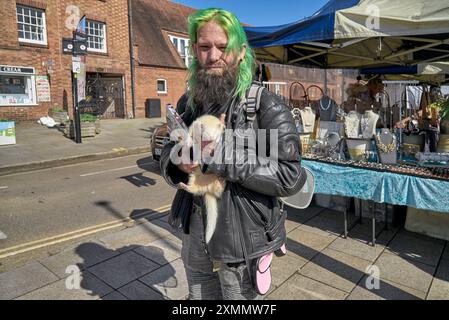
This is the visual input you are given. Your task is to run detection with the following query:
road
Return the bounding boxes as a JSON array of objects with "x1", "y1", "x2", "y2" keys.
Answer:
[{"x1": 0, "y1": 154, "x2": 176, "y2": 253}]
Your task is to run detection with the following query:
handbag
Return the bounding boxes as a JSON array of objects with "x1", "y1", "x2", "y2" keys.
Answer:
[{"x1": 168, "y1": 188, "x2": 193, "y2": 234}]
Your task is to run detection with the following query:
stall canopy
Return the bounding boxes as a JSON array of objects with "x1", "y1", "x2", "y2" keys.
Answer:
[
  {"x1": 360, "y1": 62, "x2": 449, "y2": 83},
  {"x1": 245, "y1": 0, "x2": 449, "y2": 69}
]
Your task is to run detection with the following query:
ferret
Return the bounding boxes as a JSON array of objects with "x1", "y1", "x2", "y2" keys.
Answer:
[{"x1": 179, "y1": 115, "x2": 226, "y2": 243}]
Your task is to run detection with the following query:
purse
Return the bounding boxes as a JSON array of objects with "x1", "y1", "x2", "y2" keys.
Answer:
[{"x1": 168, "y1": 188, "x2": 193, "y2": 234}]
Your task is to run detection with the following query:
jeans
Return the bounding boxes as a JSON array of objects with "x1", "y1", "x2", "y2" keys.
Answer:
[{"x1": 181, "y1": 205, "x2": 262, "y2": 300}]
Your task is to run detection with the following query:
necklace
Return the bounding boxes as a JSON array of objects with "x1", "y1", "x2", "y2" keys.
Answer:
[
  {"x1": 360, "y1": 117, "x2": 370, "y2": 134},
  {"x1": 320, "y1": 97, "x2": 332, "y2": 111},
  {"x1": 361, "y1": 112, "x2": 378, "y2": 139},
  {"x1": 375, "y1": 132, "x2": 397, "y2": 154},
  {"x1": 344, "y1": 113, "x2": 360, "y2": 138},
  {"x1": 300, "y1": 108, "x2": 316, "y2": 133}
]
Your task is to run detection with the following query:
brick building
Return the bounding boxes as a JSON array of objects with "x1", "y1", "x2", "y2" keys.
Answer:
[
  {"x1": 0, "y1": 0, "x2": 133, "y2": 121},
  {"x1": 131, "y1": 0, "x2": 195, "y2": 119}
]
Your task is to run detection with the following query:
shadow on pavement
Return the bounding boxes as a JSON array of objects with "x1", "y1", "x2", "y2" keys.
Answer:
[
  {"x1": 75, "y1": 242, "x2": 176, "y2": 300},
  {"x1": 120, "y1": 172, "x2": 157, "y2": 187},
  {"x1": 95, "y1": 196, "x2": 443, "y2": 300},
  {"x1": 136, "y1": 156, "x2": 163, "y2": 177}
]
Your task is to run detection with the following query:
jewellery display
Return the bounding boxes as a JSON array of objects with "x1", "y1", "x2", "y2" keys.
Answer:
[
  {"x1": 346, "y1": 138, "x2": 371, "y2": 162},
  {"x1": 416, "y1": 152, "x2": 449, "y2": 167},
  {"x1": 299, "y1": 133, "x2": 312, "y2": 154},
  {"x1": 375, "y1": 130, "x2": 397, "y2": 154},
  {"x1": 375, "y1": 129, "x2": 397, "y2": 165},
  {"x1": 318, "y1": 121, "x2": 344, "y2": 141},
  {"x1": 319, "y1": 96, "x2": 337, "y2": 122},
  {"x1": 320, "y1": 97, "x2": 331, "y2": 111},
  {"x1": 360, "y1": 110, "x2": 379, "y2": 139},
  {"x1": 303, "y1": 154, "x2": 449, "y2": 181},
  {"x1": 326, "y1": 132, "x2": 343, "y2": 159},
  {"x1": 299, "y1": 107, "x2": 316, "y2": 134},
  {"x1": 344, "y1": 111, "x2": 361, "y2": 139}
]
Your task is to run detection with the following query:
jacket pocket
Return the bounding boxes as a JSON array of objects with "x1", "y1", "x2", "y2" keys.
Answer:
[
  {"x1": 266, "y1": 209, "x2": 287, "y2": 242},
  {"x1": 239, "y1": 186, "x2": 272, "y2": 226}
]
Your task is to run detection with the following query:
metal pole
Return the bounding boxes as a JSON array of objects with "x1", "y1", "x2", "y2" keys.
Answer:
[
  {"x1": 73, "y1": 71, "x2": 81, "y2": 143},
  {"x1": 127, "y1": 0, "x2": 136, "y2": 119}
]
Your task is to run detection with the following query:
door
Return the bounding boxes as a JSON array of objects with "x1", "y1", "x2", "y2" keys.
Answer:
[{"x1": 86, "y1": 74, "x2": 125, "y2": 119}]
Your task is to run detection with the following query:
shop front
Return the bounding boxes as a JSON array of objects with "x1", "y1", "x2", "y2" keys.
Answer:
[{"x1": 0, "y1": 65, "x2": 37, "y2": 107}]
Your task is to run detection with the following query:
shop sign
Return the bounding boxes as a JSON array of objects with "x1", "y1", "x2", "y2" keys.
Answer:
[
  {"x1": 0, "y1": 65, "x2": 35, "y2": 75},
  {"x1": 0, "y1": 95, "x2": 30, "y2": 105}
]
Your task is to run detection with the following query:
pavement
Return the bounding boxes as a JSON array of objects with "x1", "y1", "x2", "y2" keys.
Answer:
[
  {"x1": 1, "y1": 118, "x2": 449, "y2": 300},
  {"x1": 0, "y1": 118, "x2": 165, "y2": 176}
]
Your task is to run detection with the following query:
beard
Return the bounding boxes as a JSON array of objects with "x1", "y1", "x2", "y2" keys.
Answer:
[{"x1": 192, "y1": 64, "x2": 238, "y2": 109}]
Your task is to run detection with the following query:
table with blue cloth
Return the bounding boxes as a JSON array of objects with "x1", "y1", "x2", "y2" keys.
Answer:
[{"x1": 301, "y1": 159, "x2": 449, "y2": 245}]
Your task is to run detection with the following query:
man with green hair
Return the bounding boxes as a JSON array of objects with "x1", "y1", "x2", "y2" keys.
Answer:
[{"x1": 160, "y1": 8, "x2": 306, "y2": 300}]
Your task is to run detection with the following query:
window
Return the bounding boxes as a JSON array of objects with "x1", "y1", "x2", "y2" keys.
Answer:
[
  {"x1": 16, "y1": 5, "x2": 47, "y2": 45},
  {"x1": 86, "y1": 20, "x2": 107, "y2": 53},
  {"x1": 157, "y1": 79, "x2": 167, "y2": 94},
  {"x1": 169, "y1": 36, "x2": 192, "y2": 67},
  {"x1": 0, "y1": 66, "x2": 37, "y2": 106}
]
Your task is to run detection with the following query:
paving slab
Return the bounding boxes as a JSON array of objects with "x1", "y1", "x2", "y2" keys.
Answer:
[
  {"x1": 285, "y1": 206, "x2": 324, "y2": 225},
  {"x1": 347, "y1": 275, "x2": 427, "y2": 300},
  {"x1": 270, "y1": 254, "x2": 307, "y2": 288},
  {"x1": 0, "y1": 261, "x2": 58, "y2": 300},
  {"x1": 443, "y1": 244, "x2": 449, "y2": 260},
  {"x1": 133, "y1": 237, "x2": 182, "y2": 266},
  {"x1": 386, "y1": 229, "x2": 445, "y2": 267},
  {"x1": 299, "y1": 248, "x2": 373, "y2": 293},
  {"x1": 298, "y1": 215, "x2": 345, "y2": 238},
  {"x1": 118, "y1": 280, "x2": 165, "y2": 300},
  {"x1": 266, "y1": 274, "x2": 348, "y2": 300},
  {"x1": 328, "y1": 236, "x2": 388, "y2": 262},
  {"x1": 284, "y1": 218, "x2": 302, "y2": 234},
  {"x1": 286, "y1": 228, "x2": 337, "y2": 261},
  {"x1": 318, "y1": 209, "x2": 359, "y2": 225},
  {"x1": 38, "y1": 240, "x2": 119, "y2": 279},
  {"x1": 427, "y1": 259, "x2": 449, "y2": 300},
  {"x1": 88, "y1": 251, "x2": 159, "y2": 289},
  {"x1": 16, "y1": 271, "x2": 114, "y2": 300},
  {"x1": 101, "y1": 291, "x2": 129, "y2": 300},
  {"x1": 347, "y1": 219, "x2": 399, "y2": 245},
  {"x1": 139, "y1": 258, "x2": 188, "y2": 300},
  {"x1": 97, "y1": 220, "x2": 172, "y2": 252},
  {"x1": 373, "y1": 252, "x2": 435, "y2": 293}
]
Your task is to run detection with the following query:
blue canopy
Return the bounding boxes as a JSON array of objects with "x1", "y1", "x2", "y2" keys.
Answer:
[
  {"x1": 244, "y1": 0, "x2": 449, "y2": 69},
  {"x1": 245, "y1": 0, "x2": 360, "y2": 47}
]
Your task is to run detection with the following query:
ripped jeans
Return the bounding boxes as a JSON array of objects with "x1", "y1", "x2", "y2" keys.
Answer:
[{"x1": 181, "y1": 205, "x2": 262, "y2": 300}]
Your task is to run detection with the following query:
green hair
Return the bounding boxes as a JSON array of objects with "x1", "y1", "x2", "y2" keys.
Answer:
[{"x1": 187, "y1": 8, "x2": 255, "y2": 107}]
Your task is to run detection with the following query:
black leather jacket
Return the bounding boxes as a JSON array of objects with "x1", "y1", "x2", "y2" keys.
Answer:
[{"x1": 160, "y1": 87, "x2": 306, "y2": 263}]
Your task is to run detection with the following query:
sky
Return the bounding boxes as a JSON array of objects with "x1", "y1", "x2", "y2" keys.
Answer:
[{"x1": 170, "y1": 0, "x2": 329, "y2": 27}]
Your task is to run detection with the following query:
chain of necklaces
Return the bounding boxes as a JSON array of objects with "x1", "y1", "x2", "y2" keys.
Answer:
[{"x1": 320, "y1": 97, "x2": 332, "y2": 111}]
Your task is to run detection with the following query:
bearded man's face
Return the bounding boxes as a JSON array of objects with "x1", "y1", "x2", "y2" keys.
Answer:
[
  {"x1": 192, "y1": 21, "x2": 247, "y2": 106},
  {"x1": 193, "y1": 64, "x2": 238, "y2": 107}
]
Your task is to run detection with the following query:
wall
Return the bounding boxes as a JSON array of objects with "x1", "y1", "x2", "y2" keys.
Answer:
[
  {"x1": 134, "y1": 66, "x2": 188, "y2": 119},
  {"x1": 0, "y1": 0, "x2": 132, "y2": 121}
]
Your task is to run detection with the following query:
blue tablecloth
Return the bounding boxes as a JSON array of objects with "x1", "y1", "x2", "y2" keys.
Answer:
[{"x1": 302, "y1": 160, "x2": 449, "y2": 213}]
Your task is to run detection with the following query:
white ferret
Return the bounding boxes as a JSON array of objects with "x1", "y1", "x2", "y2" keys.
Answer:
[{"x1": 179, "y1": 115, "x2": 226, "y2": 243}]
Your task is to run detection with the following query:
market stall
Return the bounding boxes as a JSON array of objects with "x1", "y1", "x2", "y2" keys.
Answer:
[{"x1": 245, "y1": 0, "x2": 449, "y2": 243}]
